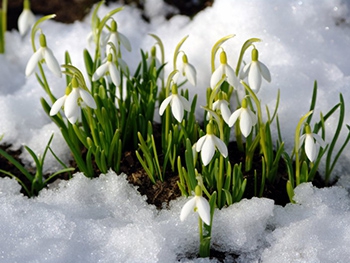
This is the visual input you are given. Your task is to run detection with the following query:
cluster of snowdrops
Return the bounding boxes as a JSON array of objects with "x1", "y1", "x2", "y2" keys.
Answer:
[{"x1": 1, "y1": 0, "x2": 350, "y2": 258}]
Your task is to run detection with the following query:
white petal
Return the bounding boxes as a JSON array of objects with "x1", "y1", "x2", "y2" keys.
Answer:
[
  {"x1": 220, "y1": 101, "x2": 231, "y2": 124},
  {"x1": 108, "y1": 33, "x2": 119, "y2": 50},
  {"x1": 184, "y1": 63, "x2": 197, "y2": 86},
  {"x1": 196, "y1": 136, "x2": 207, "y2": 152},
  {"x1": 79, "y1": 89, "x2": 97, "y2": 109},
  {"x1": 258, "y1": 61, "x2": 271, "y2": 82},
  {"x1": 248, "y1": 62, "x2": 262, "y2": 93},
  {"x1": 159, "y1": 96, "x2": 172, "y2": 116},
  {"x1": 64, "y1": 89, "x2": 80, "y2": 123},
  {"x1": 225, "y1": 65, "x2": 240, "y2": 88},
  {"x1": 312, "y1": 133, "x2": 327, "y2": 148},
  {"x1": 49, "y1": 95, "x2": 66, "y2": 116},
  {"x1": 196, "y1": 196, "x2": 211, "y2": 225},
  {"x1": 212, "y1": 136, "x2": 228, "y2": 157},
  {"x1": 305, "y1": 134, "x2": 317, "y2": 162},
  {"x1": 67, "y1": 110, "x2": 80, "y2": 124},
  {"x1": 43, "y1": 48, "x2": 62, "y2": 77},
  {"x1": 25, "y1": 48, "x2": 43, "y2": 76},
  {"x1": 171, "y1": 95, "x2": 185, "y2": 122},
  {"x1": 299, "y1": 134, "x2": 306, "y2": 149},
  {"x1": 228, "y1": 108, "x2": 242, "y2": 127},
  {"x1": 179, "y1": 96, "x2": 191, "y2": 112},
  {"x1": 210, "y1": 65, "x2": 224, "y2": 89},
  {"x1": 201, "y1": 136, "x2": 216, "y2": 166},
  {"x1": 118, "y1": 32, "x2": 132, "y2": 52},
  {"x1": 18, "y1": 9, "x2": 35, "y2": 36},
  {"x1": 240, "y1": 109, "x2": 254, "y2": 137},
  {"x1": 108, "y1": 63, "x2": 121, "y2": 87},
  {"x1": 118, "y1": 57, "x2": 129, "y2": 75},
  {"x1": 240, "y1": 62, "x2": 251, "y2": 80},
  {"x1": 92, "y1": 63, "x2": 109, "y2": 81},
  {"x1": 180, "y1": 197, "x2": 196, "y2": 222},
  {"x1": 248, "y1": 110, "x2": 258, "y2": 126}
]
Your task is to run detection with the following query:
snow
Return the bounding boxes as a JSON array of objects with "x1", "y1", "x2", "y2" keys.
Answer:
[{"x1": 0, "y1": 0, "x2": 350, "y2": 262}]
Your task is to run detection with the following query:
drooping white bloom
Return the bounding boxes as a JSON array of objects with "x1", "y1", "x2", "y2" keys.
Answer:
[
  {"x1": 159, "y1": 84, "x2": 191, "y2": 123},
  {"x1": 240, "y1": 47, "x2": 271, "y2": 93},
  {"x1": 196, "y1": 122, "x2": 228, "y2": 166},
  {"x1": 92, "y1": 53, "x2": 121, "y2": 87},
  {"x1": 210, "y1": 50, "x2": 240, "y2": 90},
  {"x1": 50, "y1": 77, "x2": 97, "y2": 124},
  {"x1": 228, "y1": 97, "x2": 257, "y2": 137},
  {"x1": 25, "y1": 33, "x2": 62, "y2": 78},
  {"x1": 18, "y1": 0, "x2": 35, "y2": 36},
  {"x1": 147, "y1": 46, "x2": 164, "y2": 79},
  {"x1": 178, "y1": 54, "x2": 197, "y2": 86},
  {"x1": 212, "y1": 92, "x2": 231, "y2": 124},
  {"x1": 299, "y1": 124, "x2": 327, "y2": 162},
  {"x1": 180, "y1": 185, "x2": 211, "y2": 225},
  {"x1": 103, "y1": 20, "x2": 131, "y2": 52}
]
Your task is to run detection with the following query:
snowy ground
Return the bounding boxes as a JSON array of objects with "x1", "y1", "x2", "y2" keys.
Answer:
[{"x1": 1, "y1": 0, "x2": 350, "y2": 262}]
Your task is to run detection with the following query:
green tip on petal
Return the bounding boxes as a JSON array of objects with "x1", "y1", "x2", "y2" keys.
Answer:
[
  {"x1": 71, "y1": 76, "x2": 79, "y2": 88},
  {"x1": 305, "y1": 123, "x2": 312, "y2": 134},
  {"x1": 65, "y1": 85, "x2": 72, "y2": 95},
  {"x1": 206, "y1": 122, "x2": 214, "y2": 134},
  {"x1": 107, "y1": 53, "x2": 113, "y2": 62},
  {"x1": 218, "y1": 91, "x2": 227, "y2": 101},
  {"x1": 24, "y1": 0, "x2": 31, "y2": 10},
  {"x1": 182, "y1": 54, "x2": 188, "y2": 64},
  {"x1": 111, "y1": 20, "x2": 117, "y2": 32},
  {"x1": 252, "y1": 48, "x2": 259, "y2": 62},
  {"x1": 151, "y1": 46, "x2": 156, "y2": 57},
  {"x1": 241, "y1": 97, "x2": 248, "y2": 108},
  {"x1": 171, "y1": 84, "x2": 178, "y2": 94},
  {"x1": 39, "y1": 33, "x2": 47, "y2": 47},
  {"x1": 195, "y1": 185, "x2": 202, "y2": 196},
  {"x1": 220, "y1": 50, "x2": 227, "y2": 64}
]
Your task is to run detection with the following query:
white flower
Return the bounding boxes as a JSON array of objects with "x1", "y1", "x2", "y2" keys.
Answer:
[
  {"x1": 25, "y1": 33, "x2": 62, "y2": 78},
  {"x1": 196, "y1": 122, "x2": 228, "y2": 166},
  {"x1": 212, "y1": 92, "x2": 231, "y2": 124},
  {"x1": 159, "y1": 84, "x2": 191, "y2": 123},
  {"x1": 299, "y1": 124, "x2": 327, "y2": 162},
  {"x1": 50, "y1": 77, "x2": 97, "y2": 124},
  {"x1": 240, "y1": 47, "x2": 271, "y2": 93},
  {"x1": 147, "y1": 46, "x2": 164, "y2": 79},
  {"x1": 180, "y1": 185, "x2": 211, "y2": 225},
  {"x1": 210, "y1": 50, "x2": 240, "y2": 89},
  {"x1": 92, "y1": 53, "x2": 121, "y2": 87},
  {"x1": 178, "y1": 54, "x2": 197, "y2": 86},
  {"x1": 228, "y1": 98, "x2": 257, "y2": 137},
  {"x1": 104, "y1": 20, "x2": 131, "y2": 52},
  {"x1": 18, "y1": 0, "x2": 35, "y2": 36}
]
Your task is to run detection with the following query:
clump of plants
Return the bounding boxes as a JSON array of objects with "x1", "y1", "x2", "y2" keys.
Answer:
[{"x1": 1, "y1": 0, "x2": 349, "y2": 258}]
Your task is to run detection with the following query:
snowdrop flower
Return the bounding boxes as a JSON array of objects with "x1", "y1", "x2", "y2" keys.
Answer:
[
  {"x1": 147, "y1": 46, "x2": 164, "y2": 79},
  {"x1": 25, "y1": 33, "x2": 62, "y2": 78},
  {"x1": 299, "y1": 124, "x2": 327, "y2": 162},
  {"x1": 92, "y1": 53, "x2": 121, "y2": 87},
  {"x1": 18, "y1": 0, "x2": 35, "y2": 36},
  {"x1": 228, "y1": 97, "x2": 257, "y2": 137},
  {"x1": 210, "y1": 50, "x2": 240, "y2": 90},
  {"x1": 240, "y1": 47, "x2": 271, "y2": 93},
  {"x1": 212, "y1": 91, "x2": 231, "y2": 124},
  {"x1": 180, "y1": 185, "x2": 211, "y2": 225},
  {"x1": 178, "y1": 54, "x2": 197, "y2": 86},
  {"x1": 104, "y1": 20, "x2": 131, "y2": 52},
  {"x1": 50, "y1": 76, "x2": 97, "y2": 124},
  {"x1": 159, "y1": 84, "x2": 191, "y2": 122},
  {"x1": 196, "y1": 122, "x2": 228, "y2": 166}
]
